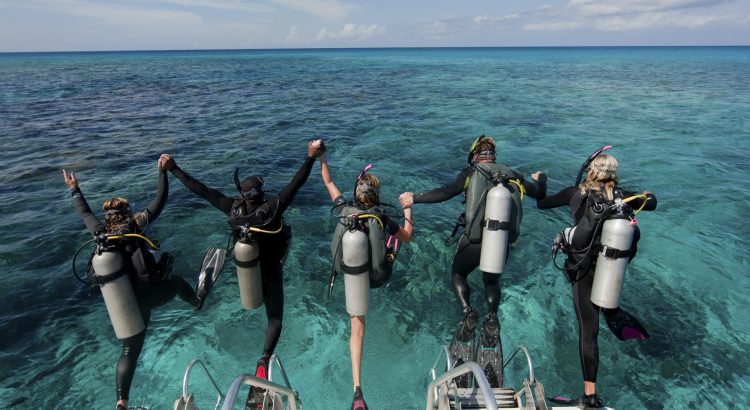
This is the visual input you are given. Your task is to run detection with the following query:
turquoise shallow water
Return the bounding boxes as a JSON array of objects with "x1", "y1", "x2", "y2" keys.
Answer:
[{"x1": 1, "y1": 47, "x2": 749, "y2": 409}]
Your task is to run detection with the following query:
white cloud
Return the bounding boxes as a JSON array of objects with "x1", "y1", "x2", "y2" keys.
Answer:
[
  {"x1": 158, "y1": 0, "x2": 274, "y2": 13},
  {"x1": 524, "y1": 21, "x2": 586, "y2": 31},
  {"x1": 272, "y1": 0, "x2": 358, "y2": 21},
  {"x1": 22, "y1": 0, "x2": 202, "y2": 26},
  {"x1": 284, "y1": 26, "x2": 306, "y2": 43},
  {"x1": 316, "y1": 23, "x2": 385, "y2": 41}
]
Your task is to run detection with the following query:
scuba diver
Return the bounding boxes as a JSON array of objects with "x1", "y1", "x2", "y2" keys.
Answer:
[
  {"x1": 320, "y1": 150, "x2": 413, "y2": 410},
  {"x1": 536, "y1": 149, "x2": 657, "y2": 409},
  {"x1": 399, "y1": 135, "x2": 545, "y2": 387},
  {"x1": 159, "y1": 140, "x2": 324, "y2": 409},
  {"x1": 62, "y1": 155, "x2": 213, "y2": 410}
]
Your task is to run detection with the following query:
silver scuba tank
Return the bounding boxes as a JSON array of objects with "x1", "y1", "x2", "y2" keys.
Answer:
[
  {"x1": 342, "y1": 229, "x2": 370, "y2": 316},
  {"x1": 234, "y1": 239, "x2": 263, "y2": 310},
  {"x1": 91, "y1": 250, "x2": 145, "y2": 339},
  {"x1": 479, "y1": 184, "x2": 513, "y2": 274},
  {"x1": 591, "y1": 212, "x2": 635, "y2": 308}
]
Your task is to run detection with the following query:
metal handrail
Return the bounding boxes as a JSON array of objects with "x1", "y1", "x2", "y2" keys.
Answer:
[
  {"x1": 502, "y1": 345, "x2": 535, "y2": 385},
  {"x1": 268, "y1": 354, "x2": 302, "y2": 408},
  {"x1": 429, "y1": 345, "x2": 453, "y2": 381},
  {"x1": 429, "y1": 345, "x2": 453, "y2": 405},
  {"x1": 221, "y1": 374, "x2": 299, "y2": 410},
  {"x1": 180, "y1": 359, "x2": 225, "y2": 410},
  {"x1": 425, "y1": 362, "x2": 497, "y2": 410}
]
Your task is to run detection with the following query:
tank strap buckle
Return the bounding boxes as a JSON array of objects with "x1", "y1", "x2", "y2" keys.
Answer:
[
  {"x1": 485, "y1": 219, "x2": 510, "y2": 231},
  {"x1": 600, "y1": 245, "x2": 631, "y2": 259}
]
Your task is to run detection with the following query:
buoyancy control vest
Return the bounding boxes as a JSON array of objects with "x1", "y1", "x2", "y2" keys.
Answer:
[
  {"x1": 464, "y1": 163, "x2": 524, "y2": 243},
  {"x1": 88, "y1": 230, "x2": 162, "y2": 290},
  {"x1": 558, "y1": 189, "x2": 640, "y2": 283},
  {"x1": 228, "y1": 197, "x2": 283, "y2": 232},
  {"x1": 331, "y1": 204, "x2": 391, "y2": 288}
]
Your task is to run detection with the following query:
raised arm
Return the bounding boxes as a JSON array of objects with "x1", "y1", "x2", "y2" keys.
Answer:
[
  {"x1": 135, "y1": 161, "x2": 169, "y2": 231},
  {"x1": 276, "y1": 139, "x2": 324, "y2": 212},
  {"x1": 536, "y1": 185, "x2": 578, "y2": 210},
  {"x1": 399, "y1": 167, "x2": 470, "y2": 208},
  {"x1": 521, "y1": 171, "x2": 547, "y2": 200},
  {"x1": 63, "y1": 169, "x2": 105, "y2": 235},
  {"x1": 160, "y1": 154, "x2": 234, "y2": 215},
  {"x1": 393, "y1": 207, "x2": 413, "y2": 243},
  {"x1": 320, "y1": 152, "x2": 341, "y2": 203}
]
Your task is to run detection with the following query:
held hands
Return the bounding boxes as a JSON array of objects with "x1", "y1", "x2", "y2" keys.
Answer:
[
  {"x1": 62, "y1": 169, "x2": 78, "y2": 190},
  {"x1": 158, "y1": 154, "x2": 176, "y2": 171},
  {"x1": 399, "y1": 192, "x2": 414, "y2": 209},
  {"x1": 531, "y1": 171, "x2": 546, "y2": 182},
  {"x1": 308, "y1": 139, "x2": 326, "y2": 158}
]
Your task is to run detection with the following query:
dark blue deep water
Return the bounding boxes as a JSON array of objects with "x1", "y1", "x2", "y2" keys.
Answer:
[{"x1": 1, "y1": 47, "x2": 749, "y2": 409}]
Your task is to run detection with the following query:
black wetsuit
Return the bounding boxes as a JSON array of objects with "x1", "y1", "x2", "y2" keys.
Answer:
[
  {"x1": 537, "y1": 186, "x2": 657, "y2": 383},
  {"x1": 170, "y1": 156, "x2": 315, "y2": 358},
  {"x1": 413, "y1": 164, "x2": 546, "y2": 315},
  {"x1": 70, "y1": 171, "x2": 199, "y2": 402}
]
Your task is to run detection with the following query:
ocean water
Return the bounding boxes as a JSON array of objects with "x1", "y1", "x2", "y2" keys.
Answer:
[{"x1": 1, "y1": 47, "x2": 749, "y2": 409}]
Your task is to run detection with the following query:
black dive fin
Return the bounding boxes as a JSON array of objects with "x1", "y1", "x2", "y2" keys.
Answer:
[
  {"x1": 605, "y1": 308, "x2": 649, "y2": 341},
  {"x1": 449, "y1": 326, "x2": 476, "y2": 388},
  {"x1": 476, "y1": 323, "x2": 503, "y2": 388}
]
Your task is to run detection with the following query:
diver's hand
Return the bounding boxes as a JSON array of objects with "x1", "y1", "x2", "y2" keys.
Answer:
[
  {"x1": 62, "y1": 169, "x2": 78, "y2": 190},
  {"x1": 159, "y1": 154, "x2": 176, "y2": 171},
  {"x1": 309, "y1": 139, "x2": 325, "y2": 158},
  {"x1": 531, "y1": 171, "x2": 546, "y2": 182},
  {"x1": 399, "y1": 192, "x2": 414, "y2": 209}
]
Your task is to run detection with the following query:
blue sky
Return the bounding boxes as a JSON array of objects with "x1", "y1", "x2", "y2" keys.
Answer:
[{"x1": 0, "y1": 0, "x2": 748, "y2": 51}]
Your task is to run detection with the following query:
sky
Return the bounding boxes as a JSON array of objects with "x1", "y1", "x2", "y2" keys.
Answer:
[{"x1": 0, "y1": 0, "x2": 748, "y2": 52}]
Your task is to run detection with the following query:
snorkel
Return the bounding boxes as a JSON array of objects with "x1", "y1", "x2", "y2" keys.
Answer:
[{"x1": 575, "y1": 145, "x2": 612, "y2": 186}]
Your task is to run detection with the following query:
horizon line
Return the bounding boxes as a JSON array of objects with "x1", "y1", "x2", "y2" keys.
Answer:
[{"x1": 2, "y1": 44, "x2": 749, "y2": 55}]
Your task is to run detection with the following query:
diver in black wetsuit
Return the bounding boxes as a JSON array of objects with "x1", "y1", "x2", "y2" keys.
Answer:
[
  {"x1": 63, "y1": 156, "x2": 207, "y2": 410},
  {"x1": 159, "y1": 140, "x2": 324, "y2": 407},
  {"x1": 399, "y1": 136, "x2": 546, "y2": 343},
  {"x1": 535, "y1": 153, "x2": 657, "y2": 409}
]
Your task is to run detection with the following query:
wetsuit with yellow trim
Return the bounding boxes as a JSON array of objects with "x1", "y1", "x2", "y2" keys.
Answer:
[
  {"x1": 69, "y1": 170, "x2": 200, "y2": 403},
  {"x1": 413, "y1": 164, "x2": 546, "y2": 316},
  {"x1": 537, "y1": 186, "x2": 656, "y2": 385},
  {"x1": 169, "y1": 155, "x2": 316, "y2": 358}
]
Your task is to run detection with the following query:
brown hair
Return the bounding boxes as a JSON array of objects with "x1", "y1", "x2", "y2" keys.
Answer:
[
  {"x1": 579, "y1": 154, "x2": 619, "y2": 201},
  {"x1": 102, "y1": 197, "x2": 140, "y2": 232},
  {"x1": 474, "y1": 138, "x2": 495, "y2": 154},
  {"x1": 354, "y1": 174, "x2": 381, "y2": 208}
]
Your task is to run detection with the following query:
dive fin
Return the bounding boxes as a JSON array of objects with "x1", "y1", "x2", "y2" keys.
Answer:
[
  {"x1": 195, "y1": 247, "x2": 227, "y2": 310},
  {"x1": 449, "y1": 311, "x2": 478, "y2": 388},
  {"x1": 475, "y1": 317, "x2": 503, "y2": 388},
  {"x1": 604, "y1": 308, "x2": 649, "y2": 341},
  {"x1": 548, "y1": 395, "x2": 578, "y2": 405}
]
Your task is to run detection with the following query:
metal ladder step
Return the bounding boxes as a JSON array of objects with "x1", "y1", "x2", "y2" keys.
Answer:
[{"x1": 450, "y1": 387, "x2": 517, "y2": 409}]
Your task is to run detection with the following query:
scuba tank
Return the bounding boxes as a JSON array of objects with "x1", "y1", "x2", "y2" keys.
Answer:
[
  {"x1": 90, "y1": 244, "x2": 145, "y2": 339},
  {"x1": 341, "y1": 219, "x2": 370, "y2": 316},
  {"x1": 479, "y1": 183, "x2": 513, "y2": 274},
  {"x1": 234, "y1": 231, "x2": 263, "y2": 310},
  {"x1": 590, "y1": 198, "x2": 635, "y2": 308}
]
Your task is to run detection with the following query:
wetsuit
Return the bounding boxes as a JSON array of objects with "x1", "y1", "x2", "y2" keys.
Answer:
[
  {"x1": 332, "y1": 196, "x2": 401, "y2": 288},
  {"x1": 70, "y1": 170, "x2": 199, "y2": 402},
  {"x1": 537, "y1": 186, "x2": 657, "y2": 383},
  {"x1": 413, "y1": 164, "x2": 546, "y2": 314},
  {"x1": 170, "y1": 156, "x2": 315, "y2": 357}
]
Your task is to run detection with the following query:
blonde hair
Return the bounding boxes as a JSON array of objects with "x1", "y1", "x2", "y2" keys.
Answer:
[
  {"x1": 354, "y1": 174, "x2": 381, "y2": 208},
  {"x1": 579, "y1": 154, "x2": 619, "y2": 201},
  {"x1": 102, "y1": 197, "x2": 143, "y2": 232}
]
